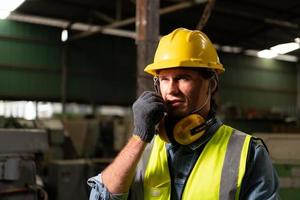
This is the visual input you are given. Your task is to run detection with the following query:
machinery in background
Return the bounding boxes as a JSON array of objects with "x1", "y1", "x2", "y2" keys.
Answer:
[
  {"x1": 46, "y1": 158, "x2": 111, "y2": 200},
  {"x1": 0, "y1": 117, "x2": 114, "y2": 200},
  {"x1": 0, "y1": 129, "x2": 48, "y2": 200},
  {"x1": 62, "y1": 115, "x2": 132, "y2": 158},
  {"x1": 41, "y1": 116, "x2": 129, "y2": 200}
]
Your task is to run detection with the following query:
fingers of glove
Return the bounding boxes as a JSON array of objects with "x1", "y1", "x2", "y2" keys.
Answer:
[
  {"x1": 139, "y1": 91, "x2": 151, "y2": 99},
  {"x1": 139, "y1": 92, "x2": 164, "y2": 104},
  {"x1": 148, "y1": 103, "x2": 165, "y2": 124},
  {"x1": 148, "y1": 102, "x2": 166, "y2": 117},
  {"x1": 143, "y1": 95, "x2": 164, "y2": 104},
  {"x1": 149, "y1": 102, "x2": 165, "y2": 111},
  {"x1": 141, "y1": 91, "x2": 163, "y2": 101},
  {"x1": 153, "y1": 110, "x2": 165, "y2": 125},
  {"x1": 133, "y1": 92, "x2": 166, "y2": 118}
]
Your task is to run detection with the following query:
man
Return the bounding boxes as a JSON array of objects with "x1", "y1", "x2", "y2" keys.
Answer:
[{"x1": 88, "y1": 28, "x2": 279, "y2": 200}]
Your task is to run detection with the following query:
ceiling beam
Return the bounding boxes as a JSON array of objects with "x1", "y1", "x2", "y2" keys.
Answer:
[
  {"x1": 70, "y1": 1, "x2": 197, "y2": 41},
  {"x1": 8, "y1": 13, "x2": 137, "y2": 39},
  {"x1": 6, "y1": 12, "x2": 298, "y2": 63},
  {"x1": 196, "y1": 0, "x2": 215, "y2": 30}
]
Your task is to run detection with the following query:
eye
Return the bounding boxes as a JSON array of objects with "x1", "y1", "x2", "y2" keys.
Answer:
[
  {"x1": 177, "y1": 75, "x2": 191, "y2": 81},
  {"x1": 159, "y1": 77, "x2": 169, "y2": 82},
  {"x1": 180, "y1": 77, "x2": 189, "y2": 81}
]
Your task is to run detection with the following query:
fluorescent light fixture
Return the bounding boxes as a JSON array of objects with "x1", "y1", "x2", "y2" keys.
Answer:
[
  {"x1": 270, "y1": 42, "x2": 300, "y2": 54},
  {"x1": 0, "y1": 0, "x2": 25, "y2": 11},
  {"x1": 61, "y1": 29, "x2": 68, "y2": 42},
  {"x1": 245, "y1": 49, "x2": 298, "y2": 62},
  {"x1": 0, "y1": 11, "x2": 10, "y2": 20},
  {"x1": 0, "y1": 0, "x2": 25, "y2": 19},
  {"x1": 221, "y1": 45, "x2": 243, "y2": 53},
  {"x1": 244, "y1": 49, "x2": 258, "y2": 56},
  {"x1": 257, "y1": 49, "x2": 278, "y2": 59},
  {"x1": 276, "y1": 54, "x2": 298, "y2": 62}
]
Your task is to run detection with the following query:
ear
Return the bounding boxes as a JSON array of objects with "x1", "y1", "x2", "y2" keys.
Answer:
[{"x1": 209, "y1": 78, "x2": 217, "y2": 93}]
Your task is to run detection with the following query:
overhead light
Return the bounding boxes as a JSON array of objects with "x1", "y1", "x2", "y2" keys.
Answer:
[
  {"x1": 0, "y1": 11, "x2": 10, "y2": 20},
  {"x1": 270, "y1": 42, "x2": 300, "y2": 54},
  {"x1": 295, "y1": 38, "x2": 300, "y2": 43},
  {"x1": 244, "y1": 49, "x2": 298, "y2": 62},
  {"x1": 276, "y1": 54, "x2": 299, "y2": 62},
  {"x1": 0, "y1": 0, "x2": 25, "y2": 11},
  {"x1": 0, "y1": 0, "x2": 25, "y2": 20},
  {"x1": 257, "y1": 49, "x2": 278, "y2": 59},
  {"x1": 61, "y1": 29, "x2": 68, "y2": 42}
]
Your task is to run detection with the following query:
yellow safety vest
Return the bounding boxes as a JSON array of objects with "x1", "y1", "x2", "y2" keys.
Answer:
[{"x1": 143, "y1": 125, "x2": 251, "y2": 200}]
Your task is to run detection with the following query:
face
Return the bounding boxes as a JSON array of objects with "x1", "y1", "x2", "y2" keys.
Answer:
[{"x1": 158, "y1": 68, "x2": 210, "y2": 118}]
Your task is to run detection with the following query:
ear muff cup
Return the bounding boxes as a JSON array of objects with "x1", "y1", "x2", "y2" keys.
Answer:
[{"x1": 158, "y1": 114, "x2": 216, "y2": 145}]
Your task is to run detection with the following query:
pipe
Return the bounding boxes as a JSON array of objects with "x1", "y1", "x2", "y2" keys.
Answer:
[
  {"x1": 7, "y1": 1, "x2": 199, "y2": 41},
  {"x1": 8, "y1": 13, "x2": 136, "y2": 39}
]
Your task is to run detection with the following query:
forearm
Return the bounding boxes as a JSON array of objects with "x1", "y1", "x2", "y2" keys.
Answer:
[{"x1": 102, "y1": 135, "x2": 147, "y2": 194}]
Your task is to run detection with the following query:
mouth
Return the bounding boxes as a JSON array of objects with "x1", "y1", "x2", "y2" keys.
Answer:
[{"x1": 167, "y1": 100, "x2": 184, "y2": 107}]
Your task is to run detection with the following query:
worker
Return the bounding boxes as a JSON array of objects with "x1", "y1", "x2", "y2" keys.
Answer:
[{"x1": 87, "y1": 28, "x2": 279, "y2": 200}]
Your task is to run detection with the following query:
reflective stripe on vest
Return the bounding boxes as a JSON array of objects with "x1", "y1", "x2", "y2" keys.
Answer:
[{"x1": 144, "y1": 125, "x2": 251, "y2": 200}]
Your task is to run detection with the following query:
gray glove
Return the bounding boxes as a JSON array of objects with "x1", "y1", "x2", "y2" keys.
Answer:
[{"x1": 132, "y1": 91, "x2": 166, "y2": 142}]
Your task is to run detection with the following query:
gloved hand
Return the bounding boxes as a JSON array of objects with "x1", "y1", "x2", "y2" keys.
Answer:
[{"x1": 132, "y1": 91, "x2": 166, "y2": 142}]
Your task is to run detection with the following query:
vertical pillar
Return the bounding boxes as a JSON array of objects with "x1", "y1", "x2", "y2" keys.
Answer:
[
  {"x1": 35, "y1": 101, "x2": 38, "y2": 119},
  {"x1": 136, "y1": 0, "x2": 160, "y2": 96},
  {"x1": 61, "y1": 44, "x2": 67, "y2": 115},
  {"x1": 297, "y1": 62, "x2": 300, "y2": 124}
]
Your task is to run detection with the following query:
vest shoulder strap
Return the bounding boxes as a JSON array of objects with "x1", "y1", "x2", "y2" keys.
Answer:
[{"x1": 219, "y1": 129, "x2": 251, "y2": 200}]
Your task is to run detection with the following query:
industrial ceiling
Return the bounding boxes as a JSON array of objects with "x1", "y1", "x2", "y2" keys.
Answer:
[{"x1": 14, "y1": 0, "x2": 300, "y2": 57}]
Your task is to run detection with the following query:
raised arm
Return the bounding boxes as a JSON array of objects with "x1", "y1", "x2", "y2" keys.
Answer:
[{"x1": 101, "y1": 91, "x2": 165, "y2": 194}]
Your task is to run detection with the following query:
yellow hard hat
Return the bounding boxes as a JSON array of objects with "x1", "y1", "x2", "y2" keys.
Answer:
[{"x1": 144, "y1": 28, "x2": 224, "y2": 76}]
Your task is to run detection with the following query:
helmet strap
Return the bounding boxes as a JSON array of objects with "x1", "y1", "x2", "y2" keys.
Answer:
[{"x1": 153, "y1": 76, "x2": 161, "y2": 95}]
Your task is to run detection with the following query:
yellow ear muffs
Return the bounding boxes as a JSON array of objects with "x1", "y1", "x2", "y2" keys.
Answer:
[
  {"x1": 158, "y1": 114, "x2": 210, "y2": 145},
  {"x1": 173, "y1": 114, "x2": 206, "y2": 145}
]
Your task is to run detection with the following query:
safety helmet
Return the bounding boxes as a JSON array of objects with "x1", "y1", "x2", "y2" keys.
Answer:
[{"x1": 144, "y1": 28, "x2": 224, "y2": 76}]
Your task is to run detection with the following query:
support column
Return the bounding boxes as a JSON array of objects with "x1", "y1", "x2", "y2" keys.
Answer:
[
  {"x1": 297, "y1": 62, "x2": 300, "y2": 124},
  {"x1": 136, "y1": 0, "x2": 160, "y2": 96},
  {"x1": 61, "y1": 44, "x2": 67, "y2": 115}
]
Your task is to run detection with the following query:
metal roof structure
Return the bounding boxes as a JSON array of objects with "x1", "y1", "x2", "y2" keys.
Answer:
[{"x1": 13, "y1": 0, "x2": 300, "y2": 57}]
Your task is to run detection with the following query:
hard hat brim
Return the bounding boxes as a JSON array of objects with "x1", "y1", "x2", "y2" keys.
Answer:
[{"x1": 144, "y1": 59, "x2": 224, "y2": 76}]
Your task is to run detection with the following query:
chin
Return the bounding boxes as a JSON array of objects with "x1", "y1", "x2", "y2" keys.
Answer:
[{"x1": 168, "y1": 109, "x2": 188, "y2": 118}]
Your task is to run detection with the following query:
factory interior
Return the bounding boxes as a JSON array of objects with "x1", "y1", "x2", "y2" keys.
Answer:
[{"x1": 0, "y1": 0, "x2": 299, "y2": 199}]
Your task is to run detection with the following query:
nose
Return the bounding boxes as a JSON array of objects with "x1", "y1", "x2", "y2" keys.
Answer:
[{"x1": 166, "y1": 79, "x2": 179, "y2": 95}]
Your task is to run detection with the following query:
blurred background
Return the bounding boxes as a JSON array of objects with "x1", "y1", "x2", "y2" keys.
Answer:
[{"x1": 0, "y1": 0, "x2": 299, "y2": 199}]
